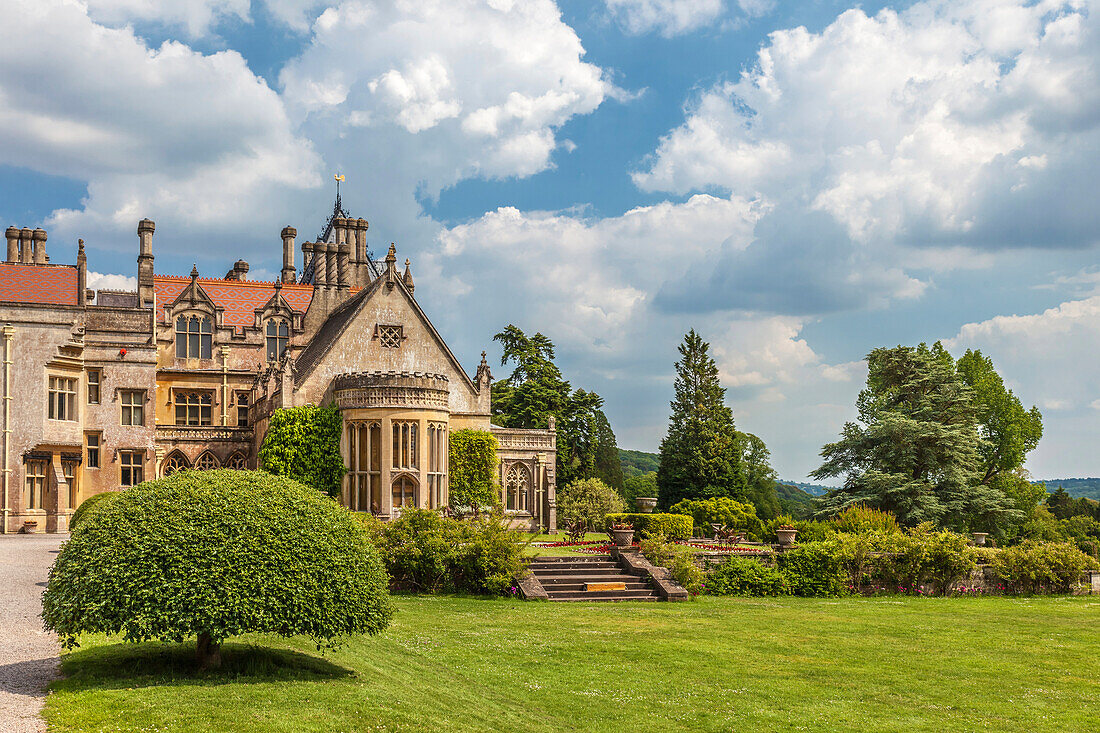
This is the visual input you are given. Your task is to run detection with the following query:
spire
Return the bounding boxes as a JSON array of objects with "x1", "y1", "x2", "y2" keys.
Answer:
[
  {"x1": 402, "y1": 258, "x2": 414, "y2": 294},
  {"x1": 190, "y1": 264, "x2": 199, "y2": 281}
]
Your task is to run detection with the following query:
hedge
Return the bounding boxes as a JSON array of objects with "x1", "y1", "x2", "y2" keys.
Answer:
[
  {"x1": 258, "y1": 405, "x2": 346, "y2": 497},
  {"x1": 69, "y1": 491, "x2": 118, "y2": 532},
  {"x1": 605, "y1": 512, "x2": 692, "y2": 540},
  {"x1": 448, "y1": 430, "x2": 498, "y2": 509}
]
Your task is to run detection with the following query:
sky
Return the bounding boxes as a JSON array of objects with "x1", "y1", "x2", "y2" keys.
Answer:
[{"x1": 1, "y1": 0, "x2": 1099, "y2": 482}]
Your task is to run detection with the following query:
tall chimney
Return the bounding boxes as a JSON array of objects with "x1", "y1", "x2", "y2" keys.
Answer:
[
  {"x1": 137, "y1": 219, "x2": 155, "y2": 307},
  {"x1": 355, "y1": 218, "x2": 368, "y2": 262},
  {"x1": 280, "y1": 226, "x2": 297, "y2": 284},
  {"x1": 77, "y1": 239, "x2": 87, "y2": 307},
  {"x1": 313, "y1": 242, "x2": 328, "y2": 287},
  {"x1": 337, "y1": 240, "x2": 350, "y2": 289},
  {"x1": 32, "y1": 229, "x2": 47, "y2": 265},
  {"x1": 333, "y1": 217, "x2": 347, "y2": 251},
  {"x1": 5, "y1": 227, "x2": 17, "y2": 263},
  {"x1": 325, "y1": 242, "x2": 337, "y2": 288},
  {"x1": 19, "y1": 228, "x2": 32, "y2": 264}
]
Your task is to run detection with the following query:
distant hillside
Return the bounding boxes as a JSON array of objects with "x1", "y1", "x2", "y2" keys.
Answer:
[
  {"x1": 777, "y1": 481, "x2": 834, "y2": 497},
  {"x1": 620, "y1": 449, "x2": 660, "y2": 477},
  {"x1": 1034, "y1": 478, "x2": 1100, "y2": 501}
]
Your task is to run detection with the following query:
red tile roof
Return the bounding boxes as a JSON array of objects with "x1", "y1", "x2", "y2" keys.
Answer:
[
  {"x1": 154, "y1": 276, "x2": 315, "y2": 328},
  {"x1": 0, "y1": 263, "x2": 79, "y2": 306}
]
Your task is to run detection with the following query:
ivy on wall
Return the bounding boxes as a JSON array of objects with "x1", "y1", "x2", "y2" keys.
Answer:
[
  {"x1": 259, "y1": 405, "x2": 346, "y2": 497},
  {"x1": 449, "y1": 430, "x2": 498, "y2": 508}
]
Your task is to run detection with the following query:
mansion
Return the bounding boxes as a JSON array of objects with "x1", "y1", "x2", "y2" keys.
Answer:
[{"x1": 0, "y1": 199, "x2": 557, "y2": 534}]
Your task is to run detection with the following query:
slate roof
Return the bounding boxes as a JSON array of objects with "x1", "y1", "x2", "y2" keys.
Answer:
[
  {"x1": 0, "y1": 263, "x2": 79, "y2": 306},
  {"x1": 153, "y1": 276, "x2": 315, "y2": 328}
]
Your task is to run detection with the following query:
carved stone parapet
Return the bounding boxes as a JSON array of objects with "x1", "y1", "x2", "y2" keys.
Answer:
[
  {"x1": 333, "y1": 370, "x2": 450, "y2": 411},
  {"x1": 492, "y1": 427, "x2": 556, "y2": 451},
  {"x1": 155, "y1": 426, "x2": 254, "y2": 444}
]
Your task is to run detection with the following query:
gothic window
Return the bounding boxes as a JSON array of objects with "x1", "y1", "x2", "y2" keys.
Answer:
[
  {"x1": 391, "y1": 474, "x2": 418, "y2": 510},
  {"x1": 377, "y1": 324, "x2": 403, "y2": 348},
  {"x1": 346, "y1": 422, "x2": 382, "y2": 512},
  {"x1": 85, "y1": 433, "x2": 100, "y2": 469},
  {"x1": 48, "y1": 376, "x2": 77, "y2": 421},
  {"x1": 120, "y1": 390, "x2": 145, "y2": 426},
  {"x1": 87, "y1": 369, "x2": 101, "y2": 404},
  {"x1": 24, "y1": 459, "x2": 45, "y2": 510},
  {"x1": 427, "y1": 423, "x2": 447, "y2": 509},
  {"x1": 120, "y1": 450, "x2": 144, "y2": 487},
  {"x1": 236, "y1": 392, "x2": 250, "y2": 427},
  {"x1": 226, "y1": 452, "x2": 247, "y2": 470},
  {"x1": 175, "y1": 392, "x2": 212, "y2": 426},
  {"x1": 392, "y1": 421, "x2": 418, "y2": 470},
  {"x1": 266, "y1": 319, "x2": 290, "y2": 362},
  {"x1": 162, "y1": 451, "x2": 189, "y2": 476},
  {"x1": 506, "y1": 463, "x2": 530, "y2": 512},
  {"x1": 194, "y1": 452, "x2": 220, "y2": 471},
  {"x1": 176, "y1": 315, "x2": 213, "y2": 359}
]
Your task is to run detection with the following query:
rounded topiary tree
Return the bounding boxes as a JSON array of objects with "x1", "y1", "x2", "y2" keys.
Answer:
[
  {"x1": 43, "y1": 469, "x2": 394, "y2": 667},
  {"x1": 68, "y1": 490, "x2": 118, "y2": 532}
]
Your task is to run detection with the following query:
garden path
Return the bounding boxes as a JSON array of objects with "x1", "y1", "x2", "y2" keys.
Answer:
[{"x1": 0, "y1": 534, "x2": 64, "y2": 733}]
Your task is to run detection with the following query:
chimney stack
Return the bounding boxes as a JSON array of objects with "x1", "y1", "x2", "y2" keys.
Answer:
[
  {"x1": 32, "y1": 229, "x2": 47, "y2": 264},
  {"x1": 77, "y1": 239, "x2": 87, "y2": 307},
  {"x1": 5, "y1": 227, "x2": 17, "y2": 263},
  {"x1": 19, "y1": 228, "x2": 32, "y2": 264},
  {"x1": 325, "y1": 241, "x2": 337, "y2": 288},
  {"x1": 337, "y1": 240, "x2": 350, "y2": 289},
  {"x1": 280, "y1": 226, "x2": 297, "y2": 284},
  {"x1": 137, "y1": 218, "x2": 155, "y2": 307},
  {"x1": 313, "y1": 242, "x2": 328, "y2": 287}
]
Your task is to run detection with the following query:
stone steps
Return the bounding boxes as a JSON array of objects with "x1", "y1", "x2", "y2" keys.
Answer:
[{"x1": 528, "y1": 554, "x2": 661, "y2": 602}]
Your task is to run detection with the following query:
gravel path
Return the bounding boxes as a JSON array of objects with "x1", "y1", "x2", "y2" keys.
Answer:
[{"x1": 0, "y1": 534, "x2": 65, "y2": 733}]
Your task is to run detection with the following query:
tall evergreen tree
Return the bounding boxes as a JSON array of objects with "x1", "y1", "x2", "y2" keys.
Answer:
[
  {"x1": 490, "y1": 325, "x2": 614, "y2": 489},
  {"x1": 657, "y1": 330, "x2": 746, "y2": 510},
  {"x1": 593, "y1": 409, "x2": 625, "y2": 493},
  {"x1": 814, "y1": 344, "x2": 1019, "y2": 530},
  {"x1": 737, "y1": 431, "x2": 781, "y2": 519}
]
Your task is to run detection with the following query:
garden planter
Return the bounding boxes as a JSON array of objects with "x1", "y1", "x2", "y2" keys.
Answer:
[
  {"x1": 776, "y1": 528, "x2": 798, "y2": 546},
  {"x1": 972, "y1": 532, "x2": 989, "y2": 546},
  {"x1": 611, "y1": 528, "x2": 635, "y2": 548},
  {"x1": 23, "y1": 520, "x2": 39, "y2": 534},
  {"x1": 635, "y1": 497, "x2": 658, "y2": 513}
]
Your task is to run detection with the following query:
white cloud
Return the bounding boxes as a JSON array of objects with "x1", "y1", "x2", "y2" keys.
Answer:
[
  {"x1": 634, "y1": 0, "x2": 1100, "y2": 251},
  {"x1": 604, "y1": 0, "x2": 725, "y2": 37},
  {"x1": 87, "y1": 271, "x2": 138, "y2": 293},
  {"x1": 280, "y1": 0, "x2": 611, "y2": 189},
  {"x1": 735, "y1": 0, "x2": 774, "y2": 18},
  {"x1": 84, "y1": 0, "x2": 250, "y2": 37},
  {"x1": 0, "y1": 0, "x2": 322, "y2": 254}
]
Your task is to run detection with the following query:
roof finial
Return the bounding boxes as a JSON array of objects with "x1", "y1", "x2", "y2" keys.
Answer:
[
  {"x1": 191, "y1": 264, "x2": 199, "y2": 280},
  {"x1": 402, "y1": 258, "x2": 414, "y2": 294},
  {"x1": 334, "y1": 173, "x2": 345, "y2": 214}
]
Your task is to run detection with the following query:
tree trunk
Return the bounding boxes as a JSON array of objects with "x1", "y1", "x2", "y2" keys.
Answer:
[{"x1": 196, "y1": 632, "x2": 222, "y2": 669}]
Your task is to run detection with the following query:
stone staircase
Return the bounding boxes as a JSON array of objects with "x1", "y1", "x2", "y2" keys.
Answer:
[{"x1": 527, "y1": 555, "x2": 661, "y2": 602}]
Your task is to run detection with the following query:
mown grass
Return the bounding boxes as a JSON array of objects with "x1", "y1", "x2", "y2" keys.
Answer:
[{"x1": 45, "y1": 595, "x2": 1100, "y2": 732}]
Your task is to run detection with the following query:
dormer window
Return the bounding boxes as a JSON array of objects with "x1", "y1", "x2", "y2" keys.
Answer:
[
  {"x1": 176, "y1": 315, "x2": 212, "y2": 359},
  {"x1": 266, "y1": 319, "x2": 290, "y2": 362}
]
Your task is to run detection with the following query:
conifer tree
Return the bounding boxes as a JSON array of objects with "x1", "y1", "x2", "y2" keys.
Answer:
[
  {"x1": 593, "y1": 409, "x2": 625, "y2": 493},
  {"x1": 657, "y1": 330, "x2": 746, "y2": 510}
]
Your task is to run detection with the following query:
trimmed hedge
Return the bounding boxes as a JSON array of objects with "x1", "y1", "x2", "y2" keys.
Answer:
[
  {"x1": 605, "y1": 512, "x2": 692, "y2": 540},
  {"x1": 449, "y1": 430, "x2": 499, "y2": 509},
  {"x1": 43, "y1": 470, "x2": 393, "y2": 656},
  {"x1": 258, "y1": 405, "x2": 346, "y2": 497},
  {"x1": 706, "y1": 556, "x2": 786, "y2": 596},
  {"x1": 69, "y1": 491, "x2": 118, "y2": 532}
]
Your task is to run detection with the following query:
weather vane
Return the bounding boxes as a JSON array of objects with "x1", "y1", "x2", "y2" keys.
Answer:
[{"x1": 334, "y1": 172, "x2": 345, "y2": 198}]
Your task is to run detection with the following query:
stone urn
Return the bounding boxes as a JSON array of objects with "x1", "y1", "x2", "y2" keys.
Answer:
[
  {"x1": 611, "y1": 527, "x2": 636, "y2": 548},
  {"x1": 972, "y1": 532, "x2": 989, "y2": 546},
  {"x1": 776, "y1": 527, "x2": 798, "y2": 547},
  {"x1": 23, "y1": 520, "x2": 39, "y2": 534},
  {"x1": 635, "y1": 497, "x2": 658, "y2": 513}
]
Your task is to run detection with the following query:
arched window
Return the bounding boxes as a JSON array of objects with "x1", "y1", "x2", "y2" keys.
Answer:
[
  {"x1": 392, "y1": 421, "x2": 418, "y2": 470},
  {"x1": 266, "y1": 319, "x2": 290, "y2": 362},
  {"x1": 392, "y1": 474, "x2": 418, "y2": 510},
  {"x1": 506, "y1": 463, "x2": 530, "y2": 512},
  {"x1": 427, "y1": 423, "x2": 446, "y2": 509},
  {"x1": 346, "y1": 422, "x2": 382, "y2": 513},
  {"x1": 175, "y1": 315, "x2": 213, "y2": 359},
  {"x1": 162, "y1": 451, "x2": 189, "y2": 476},
  {"x1": 194, "y1": 452, "x2": 220, "y2": 471},
  {"x1": 225, "y1": 452, "x2": 247, "y2": 470}
]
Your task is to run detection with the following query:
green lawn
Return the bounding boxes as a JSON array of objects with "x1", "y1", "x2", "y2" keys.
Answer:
[{"x1": 45, "y1": 595, "x2": 1100, "y2": 732}]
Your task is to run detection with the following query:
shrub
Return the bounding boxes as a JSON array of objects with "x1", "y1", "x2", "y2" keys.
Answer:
[
  {"x1": 669, "y1": 497, "x2": 763, "y2": 539},
  {"x1": 69, "y1": 491, "x2": 118, "y2": 532},
  {"x1": 639, "y1": 533, "x2": 703, "y2": 594},
  {"x1": 766, "y1": 515, "x2": 835, "y2": 543},
  {"x1": 374, "y1": 508, "x2": 530, "y2": 595},
  {"x1": 776, "y1": 541, "x2": 848, "y2": 597},
  {"x1": 558, "y1": 478, "x2": 624, "y2": 532},
  {"x1": 605, "y1": 513, "x2": 692, "y2": 540},
  {"x1": 829, "y1": 504, "x2": 900, "y2": 534},
  {"x1": 705, "y1": 557, "x2": 786, "y2": 596},
  {"x1": 42, "y1": 470, "x2": 393, "y2": 667},
  {"x1": 259, "y1": 405, "x2": 346, "y2": 497},
  {"x1": 449, "y1": 430, "x2": 499, "y2": 509},
  {"x1": 990, "y1": 540, "x2": 1098, "y2": 594}
]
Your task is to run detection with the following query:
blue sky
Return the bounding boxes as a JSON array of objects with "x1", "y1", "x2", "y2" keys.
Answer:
[{"x1": 2, "y1": 0, "x2": 1099, "y2": 482}]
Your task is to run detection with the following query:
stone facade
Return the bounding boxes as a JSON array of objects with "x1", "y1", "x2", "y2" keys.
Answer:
[{"x1": 0, "y1": 200, "x2": 556, "y2": 533}]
